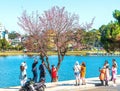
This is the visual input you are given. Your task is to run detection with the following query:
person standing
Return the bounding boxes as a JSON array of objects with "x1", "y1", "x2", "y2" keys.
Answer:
[
  {"x1": 110, "y1": 59, "x2": 118, "y2": 81},
  {"x1": 73, "y1": 61, "x2": 81, "y2": 86},
  {"x1": 32, "y1": 60, "x2": 38, "y2": 83},
  {"x1": 99, "y1": 67, "x2": 106, "y2": 86},
  {"x1": 80, "y1": 62, "x2": 86, "y2": 85},
  {"x1": 112, "y1": 64, "x2": 117, "y2": 86},
  {"x1": 24, "y1": 61, "x2": 27, "y2": 70},
  {"x1": 112, "y1": 59, "x2": 118, "y2": 68},
  {"x1": 104, "y1": 60, "x2": 109, "y2": 68},
  {"x1": 51, "y1": 65, "x2": 58, "y2": 82},
  {"x1": 39, "y1": 60, "x2": 46, "y2": 82},
  {"x1": 22, "y1": 61, "x2": 27, "y2": 74},
  {"x1": 19, "y1": 62, "x2": 27, "y2": 87},
  {"x1": 105, "y1": 66, "x2": 110, "y2": 86}
]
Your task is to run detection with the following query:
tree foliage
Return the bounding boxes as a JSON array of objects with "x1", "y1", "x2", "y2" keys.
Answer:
[
  {"x1": 8, "y1": 31, "x2": 20, "y2": 39},
  {"x1": 82, "y1": 29, "x2": 101, "y2": 49},
  {"x1": 113, "y1": 10, "x2": 120, "y2": 23},
  {"x1": 72, "y1": 28, "x2": 101, "y2": 50},
  {"x1": 99, "y1": 9, "x2": 120, "y2": 52},
  {"x1": 0, "y1": 38, "x2": 9, "y2": 50}
]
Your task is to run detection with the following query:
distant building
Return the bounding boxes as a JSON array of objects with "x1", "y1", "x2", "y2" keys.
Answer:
[
  {"x1": 0, "y1": 23, "x2": 8, "y2": 41},
  {"x1": 8, "y1": 31, "x2": 22, "y2": 47},
  {"x1": 11, "y1": 36, "x2": 22, "y2": 47}
]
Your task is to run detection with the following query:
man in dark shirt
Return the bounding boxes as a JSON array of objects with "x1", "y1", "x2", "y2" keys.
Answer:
[
  {"x1": 32, "y1": 60, "x2": 38, "y2": 83},
  {"x1": 39, "y1": 60, "x2": 46, "y2": 82}
]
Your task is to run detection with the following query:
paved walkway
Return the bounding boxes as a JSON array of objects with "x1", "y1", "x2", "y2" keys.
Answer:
[
  {"x1": 81, "y1": 85, "x2": 120, "y2": 91},
  {"x1": 0, "y1": 75, "x2": 120, "y2": 91}
]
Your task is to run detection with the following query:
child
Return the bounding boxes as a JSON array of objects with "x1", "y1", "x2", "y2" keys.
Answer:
[{"x1": 112, "y1": 64, "x2": 117, "y2": 86}]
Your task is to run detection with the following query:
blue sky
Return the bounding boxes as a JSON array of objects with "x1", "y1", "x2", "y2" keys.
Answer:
[{"x1": 0, "y1": 0, "x2": 120, "y2": 33}]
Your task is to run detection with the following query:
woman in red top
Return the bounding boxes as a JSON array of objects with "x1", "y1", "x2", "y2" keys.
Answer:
[{"x1": 51, "y1": 65, "x2": 58, "y2": 82}]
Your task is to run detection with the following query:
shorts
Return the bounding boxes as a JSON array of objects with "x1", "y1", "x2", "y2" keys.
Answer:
[{"x1": 75, "y1": 72, "x2": 80, "y2": 77}]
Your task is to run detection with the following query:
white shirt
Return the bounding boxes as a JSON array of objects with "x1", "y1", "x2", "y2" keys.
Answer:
[{"x1": 74, "y1": 65, "x2": 80, "y2": 73}]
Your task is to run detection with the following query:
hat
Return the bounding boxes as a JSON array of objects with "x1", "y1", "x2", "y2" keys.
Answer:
[
  {"x1": 21, "y1": 62, "x2": 25, "y2": 66},
  {"x1": 75, "y1": 61, "x2": 79, "y2": 65}
]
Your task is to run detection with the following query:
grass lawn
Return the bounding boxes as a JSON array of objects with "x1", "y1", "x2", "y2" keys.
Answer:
[
  {"x1": 0, "y1": 51, "x2": 88, "y2": 56},
  {"x1": 0, "y1": 51, "x2": 38, "y2": 56},
  {"x1": 0, "y1": 50, "x2": 119, "y2": 56}
]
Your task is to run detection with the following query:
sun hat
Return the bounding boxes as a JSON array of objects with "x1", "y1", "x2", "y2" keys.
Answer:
[{"x1": 75, "y1": 61, "x2": 79, "y2": 65}]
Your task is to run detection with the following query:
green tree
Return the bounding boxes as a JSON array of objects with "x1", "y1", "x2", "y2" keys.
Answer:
[
  {"x1": 100, "y1": 22, "x2": 120, "y2": 52},
  {"x1": 0, "y1": 38, "x2": 9, "y2": 51},
  {"x1": 79, "y1": 29, "x2": 101, "y2": 50},
  {"x1": 0, "y1": 40, "x2": 2, "y2": 50},
  {"x1": 113, "y1": 10, "x2": 120, "y2": 23},
  {"x1": 8, "y1": 31, "x2": 20, "y2": 39}
]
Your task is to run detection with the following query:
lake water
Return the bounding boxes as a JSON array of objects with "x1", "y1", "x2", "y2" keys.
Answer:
[{"x1": 0, "y1": 55, "x2": 120, "y2": 88}]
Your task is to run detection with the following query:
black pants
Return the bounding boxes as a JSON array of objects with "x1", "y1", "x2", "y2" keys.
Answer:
[
  {"x1": 39, "y1": 73, "x2": 45, "y2": 82},
  {"x1": 105, "y1": 80, "x2": 108, "y2": 86},
  {"x1": 33, "y1": 71, "x2": 38, "y2": 83},
  {"x1": 100, "y1": 80, "x2": 104, "y2": 86}
]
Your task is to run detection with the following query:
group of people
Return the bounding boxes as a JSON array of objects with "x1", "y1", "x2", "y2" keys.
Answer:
[
  {"x1": 19, "y1": 58, "x2": 118, "y2": 87},
  {"x1": 19, "y1": 60, "x2": 58, "y2": 86},
  {"x1": 73, "y1": 61, "x2": 86, "y2": 86},
  {"x1": 73, "y1": 59, "x2": 118, "y2": 87},
  {"x1": 99, "y1": 59, "x2": 118, "y2": 87},
  {"x1": 19, "y1": 60, "x2": 46, "y2": 86},
  {"x1": 32, "y1": 60, "x2": 46, "y2": 83}
]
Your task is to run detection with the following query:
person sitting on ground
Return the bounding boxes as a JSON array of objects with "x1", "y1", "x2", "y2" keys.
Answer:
[{"x1": 73, "y1": 61, "x2": 81, "y2": 86}]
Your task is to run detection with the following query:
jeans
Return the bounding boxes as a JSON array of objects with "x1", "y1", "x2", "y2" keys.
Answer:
[{"x1": 33, "y1": 71, "x2": 38, "y2": 83}]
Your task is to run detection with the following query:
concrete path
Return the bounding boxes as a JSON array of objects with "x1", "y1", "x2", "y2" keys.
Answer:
[
  {"x1": 81, "y1": 85, "x2": 120, "y2": 91},
  {"x1": 0, "y1": 75, "x2": 120, "y2": 91}
]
